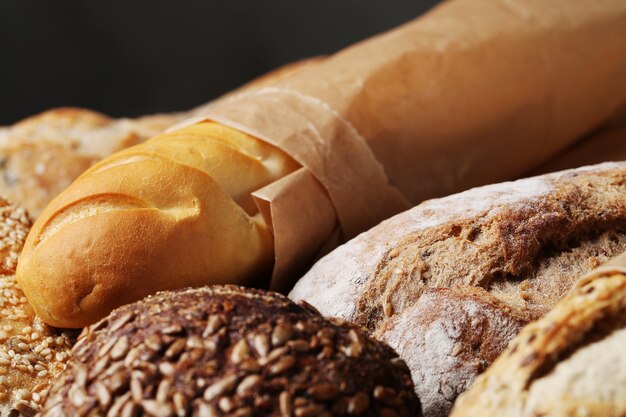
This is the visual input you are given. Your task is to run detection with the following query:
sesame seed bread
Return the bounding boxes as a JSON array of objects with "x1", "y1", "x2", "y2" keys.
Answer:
[
  {"x1": 0, "y1": 198, "x2": 75, "y2": 417},
  {"x1": 290, "y1": 161, "x2": 626, "y2": 416},
  {"x1": 40, "y1": 285, "x2": 421, "y2": 417},
  {"x1": 450, "y1": 259, "x2": 626, "y2": 417}
]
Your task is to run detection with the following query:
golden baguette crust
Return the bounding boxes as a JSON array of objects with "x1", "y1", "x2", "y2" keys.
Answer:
[
  {"x1": 451, "y1": 270, "x2": 626, "y2": 417},
  {"x1": 17, "y1": 122, "x2": 298, "y2": 328},
  {"x1": 0, "y1": 58, "x2": 321, "y2": 220}
]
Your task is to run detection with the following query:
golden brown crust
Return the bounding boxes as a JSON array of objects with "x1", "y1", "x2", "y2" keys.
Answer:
[
  {"x1": 41, "y1": 285, "x2": 421, "y2": 417},
  {"x1": 17, "y1": 122, "x2": 299, "y2": 328},
  {"x1": 451, "y1": 267, "x2": 626, "y2": 417},
  {"x1": 0, "y1": 57, "x2": 323, "y2": 220}
]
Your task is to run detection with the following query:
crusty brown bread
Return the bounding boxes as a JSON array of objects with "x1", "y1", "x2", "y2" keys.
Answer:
[
  {"x1": 17, "y1": 122, "x2": 299, "y2": 328},
  {"x1": 0, "y1": 198, "x2": 75, "y2": 417},
  {"x1": 451, "y1": 257, "x2": 626, "y2": 417},
  {"x1": 0, "y1": 108, "x2": 184, "y2": 218},
  {"x1": 40, "y1": 285, "x2": 421, "y2": 417},
  {"x1": 290, "y1": 161, "x2": 626, "y2": 416}
]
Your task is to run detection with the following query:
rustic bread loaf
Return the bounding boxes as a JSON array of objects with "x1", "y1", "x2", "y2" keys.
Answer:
[
  {"x1": 0, "y1": 108, "x2": 183, "y2": 218},
  {"x1": 0, "y1": 198, "x2": 75, "y2": 417},
  {"x1": 451, "y1": 256, "x2": 626, "y2": 417},
  {"x1": 40, "y1": 285, "x2": 421, "y2": 417},
  {"x1": 290, "y1": 161, "x2": 626, "y2": 416}
]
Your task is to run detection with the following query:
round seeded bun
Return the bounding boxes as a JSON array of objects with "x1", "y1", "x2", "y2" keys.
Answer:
[{"x1": 40, "y1": 285, "x2": 421, "y2": 417}]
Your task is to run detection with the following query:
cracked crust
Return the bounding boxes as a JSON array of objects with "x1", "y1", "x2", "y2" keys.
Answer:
[
  {"x1": 291, "y1": 162, "x2": 626, "y2": 416},
  {"x1": 451, "y1": 257, "x2": 626, "y2": 417}
]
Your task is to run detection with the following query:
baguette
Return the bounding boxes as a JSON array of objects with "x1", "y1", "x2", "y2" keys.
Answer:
[
  {"x1": 451, "y1": 255, "x2": 626, "y2": 417},
  {"x1": 290, "y1": 162, "x2": 626, "y2": 416},
  {"x1": 17, "y1": 122, "x2": 298, "y2": 328}
]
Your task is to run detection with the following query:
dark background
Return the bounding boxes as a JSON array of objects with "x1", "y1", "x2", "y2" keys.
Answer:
[{"x1": 0, "y1": 1, "x2": 440, "y2": 125}]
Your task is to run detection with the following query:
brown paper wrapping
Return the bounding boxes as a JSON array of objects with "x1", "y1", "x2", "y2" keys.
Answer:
[
  {"x1": 172, "y1": 0, "x2": 626, "y2": 290},
  {"x1": 531, "y1": 104, "x2": 626, "y2": 175}
]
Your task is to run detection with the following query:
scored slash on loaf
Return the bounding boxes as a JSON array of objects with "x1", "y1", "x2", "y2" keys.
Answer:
[
  {"x1": 0, "y1": 108, "x2": 184, "y2": 219},
  {"x1": 0, "y1": 58, "x2": 321, "y2": 221}
]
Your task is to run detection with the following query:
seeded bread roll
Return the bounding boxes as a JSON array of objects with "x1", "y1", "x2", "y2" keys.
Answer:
[
  {"x1": 0, "y1": 198, "x2": 75, "y2": 417},
  {"x1": 451, "y1": 259, "x2": 626, "y2": 417},
  {"x1": 291, "y1": 161, "x2": 626, "y2": 416},
  {"x1": 40, "y1": 285, "x2": 421, "y2": 417}
]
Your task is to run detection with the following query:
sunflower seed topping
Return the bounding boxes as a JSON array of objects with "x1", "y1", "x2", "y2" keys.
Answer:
[{"x1": 37, "y1": 286, "x2": 420, "y2": 417}]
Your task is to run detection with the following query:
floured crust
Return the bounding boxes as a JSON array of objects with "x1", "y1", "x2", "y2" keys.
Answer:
[
  {"x1": 0, "y1": 198, "x2": 76, "y2": 417},
  {"x1": 376, "y1": 286, "x2": 527, "y2": 417},
  {"x1": 451, "y1": 268, "x2": 626, "y2": 417},
  {"x1": 292, "y1": 162, "x2": 626, "y2": 328},
  {"x1": 290, "y1": 161, "x2": 626, "y2": 416}
]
